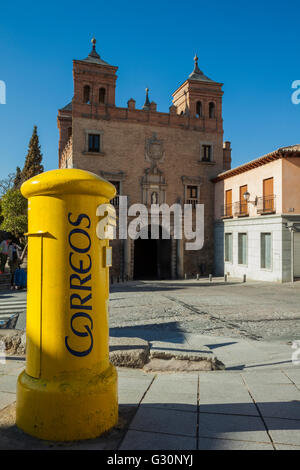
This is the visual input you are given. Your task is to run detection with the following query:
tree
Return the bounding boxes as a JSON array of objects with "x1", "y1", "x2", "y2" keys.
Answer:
[
  {"x1": 20, "y1": 125, "x2": 44, "y2": 183},
  {"x1": 0, "y1": 188, "x2": 27, "y2": 235},
  {"x1": 13, "y1": 166, "x2": 22, "y2": 189},
  {"x1": 0, "y1": 172, "x2": 15, "y2": 196}
]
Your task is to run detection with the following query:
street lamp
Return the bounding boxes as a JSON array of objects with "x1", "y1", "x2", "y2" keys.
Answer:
[{"x1": 243, "y1": 191, "x2": 257, "y2": 205}]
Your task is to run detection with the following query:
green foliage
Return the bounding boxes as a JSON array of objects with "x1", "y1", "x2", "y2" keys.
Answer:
[
  {"x1": 20, "y1": 125, "x2": 44, "y2": 184},
  {"x1": 0, "y1": 125, "x2": 44, "y2": 236},
  {"x1": 14, "y1": 167, "x2": 22, "y2": 189},
  {"x1": 0, "y1": 188, "x2": 27, "y2": 235},
  {"x1": 0, "y1": 172, "x2": 15, "y2": 196}
]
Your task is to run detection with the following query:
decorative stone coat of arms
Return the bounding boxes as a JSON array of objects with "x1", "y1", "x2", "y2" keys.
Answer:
[{"x1": 145, "y1": 133, "x2": 165, "y2": 164}]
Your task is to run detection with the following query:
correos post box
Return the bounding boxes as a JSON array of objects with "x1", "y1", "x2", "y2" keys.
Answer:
[{"x1": 16, "y1": 168, "x2": 118, "y2": 441}]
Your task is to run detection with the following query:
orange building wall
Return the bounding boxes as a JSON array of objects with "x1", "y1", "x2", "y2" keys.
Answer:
[
  {"x1": 282, "y1": 157, "x2": 300, "y2": 214},
  {"x1": 214, "y1": 159, "x2": 283, "y2": 219}
]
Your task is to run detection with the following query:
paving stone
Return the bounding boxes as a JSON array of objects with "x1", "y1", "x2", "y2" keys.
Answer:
[
  {"x1": 129, "y1": 406, "x2": 197, "y2": 437},
  {"x1": 0, "y1": 360, "x2": 25, "y2": 376},
  {"x1": 274, "y1": 443, "x2": 300, "y2": 450},
  {"x1": 199, "y1": 375, "x2": 258, "y2": 416},
  {"x1": 144, "y1": 373, "x2": 198, "y2": 395},
  {"x1": 198, "y1": 412, "x2": 271, "y2": 443},
  {"x1": 141, "y1": 391, "x2": 197, "y2": 413},
  {"x1": 284, "y1": 369, "x2": 300, "y2": 385},
  {"x1": 118, "y1": 389, "x2": 148, "y2": 405},
  {"x1": 246, "y1": 384, "x2": 300, "y2": 420},
  {"x1": 119, "y1": 430, "x2": 197, "y2": 450},
  {"x1": 242, "y1": 370, "x2": 292, "y2": 386},
  {"x1": 198, "y1": 437, "x2": 274, "y2": 450},
  {"x1": 0, "y1": 392, "x2": 15, "y2": 411},
  {"x1": 264, "y1": 417, "x2": 300, "y2": 446},
  {"x1": 0, "y1": 374, "x2": 18, "y2": 393}
]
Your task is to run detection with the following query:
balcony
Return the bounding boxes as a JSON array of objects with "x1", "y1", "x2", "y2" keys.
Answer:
[
  {"x1": 221, "y1": 204, "x2": 233, "y2": 218},
  {"x1": 256, "y1": 195, "x2": 276, "y2": 214},
  {"x1": 233, "y1": 201, "x2": 249, "y2": 217}
]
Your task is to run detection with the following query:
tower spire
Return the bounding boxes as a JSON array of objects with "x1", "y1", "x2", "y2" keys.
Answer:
[
  {"x1": 142, "y1": 88, "x2": 151, "y2": 110},
  {"x1": 88, "y1": 36, "x2": 101, "y2": 59},
  {"x1": 191, "y1": 53, "x2": 202, "y2": 76}
]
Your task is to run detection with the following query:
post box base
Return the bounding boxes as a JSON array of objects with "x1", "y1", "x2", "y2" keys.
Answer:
[{"x1": 16, "y1": 364, "x2": 118, "y2": 441}]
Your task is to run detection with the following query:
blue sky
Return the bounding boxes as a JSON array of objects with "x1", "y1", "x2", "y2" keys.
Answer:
[{"x1": 0, "y1": 0, "x2": 299, "y2": 177}]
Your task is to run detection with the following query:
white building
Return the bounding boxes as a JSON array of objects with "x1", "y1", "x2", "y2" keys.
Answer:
[{"x1": 214, "y1": 145, "x2": 300, "y2": 282}]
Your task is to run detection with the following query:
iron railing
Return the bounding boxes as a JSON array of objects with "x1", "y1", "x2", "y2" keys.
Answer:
[
  {"x1": 233, "y1": 201, "x2": 249, "y2": 217},
  {"x1": 221, "y1": 203, "x2": 233, "y2": 218},
  {"x1": 256, "y1": 195, "x2": 276, "y2": 214}
]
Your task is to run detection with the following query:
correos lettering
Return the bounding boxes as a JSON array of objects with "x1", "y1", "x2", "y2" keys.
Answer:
[{"x1": 65, "y1": 212, "x2": 94, "y2": 357}]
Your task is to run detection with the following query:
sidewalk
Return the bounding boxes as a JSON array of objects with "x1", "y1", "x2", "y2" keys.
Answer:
[{"x1": 0, "y1": 333, "x2": 299, "y2": 450}]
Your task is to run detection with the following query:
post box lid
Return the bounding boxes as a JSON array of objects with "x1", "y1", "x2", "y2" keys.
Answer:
[{"x1": 21, "y1": 169, "x2": 116, "y2": 200}]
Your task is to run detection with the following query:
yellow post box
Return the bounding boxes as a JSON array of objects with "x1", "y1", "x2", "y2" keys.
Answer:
[{"x1": 16, "y1": 168, "x2": 118, "y2": 441}]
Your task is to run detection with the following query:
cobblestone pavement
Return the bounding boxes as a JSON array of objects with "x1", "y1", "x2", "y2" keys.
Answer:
[{"x1": 109, "y1": 278, "x2": 300, "y2": 342}]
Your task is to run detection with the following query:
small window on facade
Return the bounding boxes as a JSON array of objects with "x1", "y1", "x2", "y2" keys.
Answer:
[
  {"x1": 224, "y1": 233, "x2": 233, "y2": 263},
  {"x1": 88, "y1": 134, "x2": 100, "y2": 152},
  {"x1": 196, "y1": 101, "x2": 202, "y2": 118},
  {"x1": 238, "y1": 233, "x2": 247, "y2": 265},
  {"x1": 209, "y1": 102, "x2": 215, "y2": 118},
  {"x1": 83, "y1": 85, "x2": 91, "y2": 104},
  {"x1": 261, "y1": 233, "x2": 272, "y2": 269},
  {"x1": 99, "y1": 88, "x2": 106, "y2": 104},
  {"x1": 202, "y1": 145, "x2": 212, "y2": 161},
  {"x1": 187, "y1": 185, "x2": 198, "y2": 199}
]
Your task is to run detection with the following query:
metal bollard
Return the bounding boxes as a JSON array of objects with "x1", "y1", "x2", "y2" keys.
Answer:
[
  {"x1": 243, "y1": 274, "x2": 247, "y2": 283},
  {"x1": 16, "y1": 169, "x2": 118, "y2": 441},
  {"x1": 209, "y1": 274, "x2": 213, "y2": 282},
  {"x1": 196, "y1": 273, "x2": 199, "y2": 281},
  {"x1": 224, "y1": 274, "x2": 228, "y2": 283}
]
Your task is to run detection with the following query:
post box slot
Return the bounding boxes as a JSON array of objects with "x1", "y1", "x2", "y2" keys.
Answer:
[{"x1": 25, "y1": 235, "x2": 43, "y2": 378}]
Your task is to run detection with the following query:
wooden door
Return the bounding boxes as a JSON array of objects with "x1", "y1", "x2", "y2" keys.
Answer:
[
  {"x1": 239, "y1": 185, "x2": 248, "y2": 215},
  {"x1": 225, "y1": 189, "x2": 232, "y2": 216},
  {"x1": 263, "y1": 178, "x2": 274, "y2": 212}
]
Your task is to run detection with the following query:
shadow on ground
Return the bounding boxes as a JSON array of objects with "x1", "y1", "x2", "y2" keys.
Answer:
[
  {"x1": 1, "y1": 400, "x2": 300, "y2": 450},
  {"x1": 110, "y1": 280, "x2": 241, "y2": 293},
  {"x1": 110, "y1": 322, "x2": 187, "y2": 344}
]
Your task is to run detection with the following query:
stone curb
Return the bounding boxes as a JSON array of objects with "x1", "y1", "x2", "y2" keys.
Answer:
[{"x1": 0, "y1": 330, "x2": 225, "y2": 371}]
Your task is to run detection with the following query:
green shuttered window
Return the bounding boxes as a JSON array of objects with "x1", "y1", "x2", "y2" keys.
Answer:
[{"x1": 261, "y1": 233, "x2": 272, "y2": 269}]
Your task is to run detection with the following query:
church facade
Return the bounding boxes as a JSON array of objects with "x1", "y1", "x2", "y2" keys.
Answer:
[{"x1": 57, "y1": 38, "x2": 232, "y2": 280}]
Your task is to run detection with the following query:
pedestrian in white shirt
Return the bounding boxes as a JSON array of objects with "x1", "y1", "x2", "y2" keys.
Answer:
[{"x1": 0, "y1": 238, "x2": 12, "y2": 273}]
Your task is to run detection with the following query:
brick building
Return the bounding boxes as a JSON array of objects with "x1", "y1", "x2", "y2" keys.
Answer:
[{"x1": 57, "y1": 38, "x2": 231, "y2": 279}]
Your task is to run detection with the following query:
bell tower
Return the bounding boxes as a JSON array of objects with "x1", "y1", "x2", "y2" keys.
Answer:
[
  {"x1": 72, "y1": 38, "x2": 118, "y2": 117},
  {"x1": 172, "y1": 55, "x2": 223, "y2": 131}
]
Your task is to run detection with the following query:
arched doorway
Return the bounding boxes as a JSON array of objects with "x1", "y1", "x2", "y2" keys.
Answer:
[{"x1": 133, "y1": 226, "x2": 172, "y2": 280}]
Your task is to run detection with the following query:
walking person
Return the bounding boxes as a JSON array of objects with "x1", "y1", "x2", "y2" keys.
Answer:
[
  {"x1": 7, "y1": 240, "x2": 21, "y2": 290},
  {"x1": 0, "y1": 237, "x2": 12, "y2": 273}
]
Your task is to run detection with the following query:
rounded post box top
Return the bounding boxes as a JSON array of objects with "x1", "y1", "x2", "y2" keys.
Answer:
[{"x1": 21, "y1": 169, "x2": 116, "y2": 200}]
